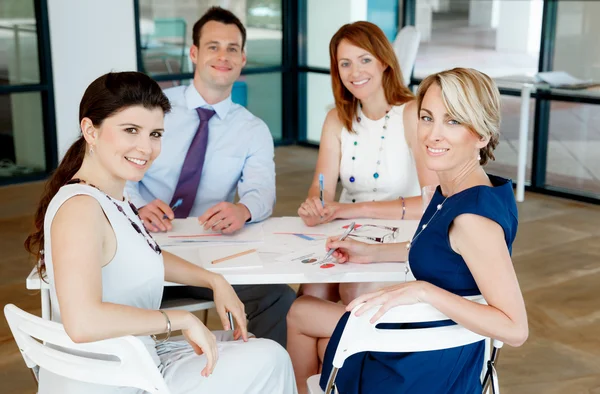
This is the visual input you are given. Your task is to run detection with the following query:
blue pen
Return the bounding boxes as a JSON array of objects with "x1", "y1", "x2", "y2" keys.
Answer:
[
  {"x1": 163, "y1": 198, "x2": 183, "y2": 219},
  {"x1": 318, "y1": 173, "x2": 325, "y2": 208}
]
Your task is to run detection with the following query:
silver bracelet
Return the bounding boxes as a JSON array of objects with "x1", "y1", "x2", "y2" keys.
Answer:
[
  {"x1": 151, "y1": 309, "x2": 171, "y2": 344},
  {"x1": 400, "y1": 196, "x2": 406, "y2": 220}
]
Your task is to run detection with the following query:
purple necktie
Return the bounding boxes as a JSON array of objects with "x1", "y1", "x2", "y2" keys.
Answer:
[{"x1": 170, "y1": 107, "x2": 216, "y2": 218}]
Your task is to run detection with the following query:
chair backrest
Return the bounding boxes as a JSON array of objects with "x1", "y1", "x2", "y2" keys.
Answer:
[
  {"x1": 153, "y1": 18, "x2": 186, "y2": 40},
  {"x1": 392, "y1": 26, "x2": 421, "y2": 86},
  {"x1": 332, "y1": 295, "x2": 489, "y2": 369},
  {"x1": 4, "y1": 304, "x2": 170, "y2": 394},
  {"x1": 141, "y1": 18, "x2": 187, "y2": 46}
]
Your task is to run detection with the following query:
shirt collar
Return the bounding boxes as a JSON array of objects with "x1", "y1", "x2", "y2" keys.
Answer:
[{"x1": 184, "y1": 83, "x2": 232, "y2": 120}]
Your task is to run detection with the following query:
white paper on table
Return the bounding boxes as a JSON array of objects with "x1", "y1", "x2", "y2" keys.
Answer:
[
  {"x1": 198, "y1": 245, "x2": 263, "y2": 270},
  {"x1": 262, "y1": 217, "x2": 417, "y2": 242},
  {"x1": 274, "y1": 242, "x2": 365, "y2": 276},
  {"x1": 263, "y1": 232, "x2": 325, "y2": 253},
  {"x1": 155, "y1": 218, "x2": 264, "y2": 246},
  {"x1": 536, "y1": 71, "x2": 594, "y2": 88},
  {"x1": 167, "y1": 217, "x2": 221, "y2": 237},
  {"x1": 274, "y1": 242, "x2": 331, "y2": 264},
  {"x1": 263, "y1": 217, "x2": 344, "y2": 237}
]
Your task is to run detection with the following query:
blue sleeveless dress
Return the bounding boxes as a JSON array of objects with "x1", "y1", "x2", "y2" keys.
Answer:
[{"x1": 320, "y1": 175, "x2": 518, "y2": 394}]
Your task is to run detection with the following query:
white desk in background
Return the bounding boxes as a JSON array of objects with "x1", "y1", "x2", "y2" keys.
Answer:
[
  {"x1": 494, "y1": 75, "x2": 600, "y2": 203},
  {"x1": 27, "y1": 217, "x2": 418, "y2": 319}
]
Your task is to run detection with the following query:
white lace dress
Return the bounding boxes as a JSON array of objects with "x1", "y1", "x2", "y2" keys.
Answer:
[{"x1": 39, "y1": 184, "x2": 297, "y2": 394}]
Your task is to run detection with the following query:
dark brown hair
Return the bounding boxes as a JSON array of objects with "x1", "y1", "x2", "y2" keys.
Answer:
[
  {"x1": 329, "y1": 21, "x2": 414, "y2": 133},
  {"x1": 24, "y1": 71, "x2": 171, "y2": 277},
  {"x1": 192, "y1": 6, "x2": 246, "y2": 49}
]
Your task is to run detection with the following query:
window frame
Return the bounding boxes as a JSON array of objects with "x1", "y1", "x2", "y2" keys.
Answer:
[{"x1": 0, "y1": 0, "x2": 57, "y2": 186}]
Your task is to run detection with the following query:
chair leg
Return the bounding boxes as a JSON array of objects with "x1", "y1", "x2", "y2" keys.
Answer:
[
  {"x1": 482, "y1": 347, "x2": 501, "y2": 394},
  {"x1": 41, "y1": 289, "x2": 51, "y2": 320},
  {"x1": 199, "y1": 309, "x2": 208, "y2": 325},
  {"x1": 324, "y1": 367, "x2": 339, "y2": 394},
  {"x1": 29, "y1": 365, "x2": 39, "y2": 385},
  {"x1": 491, "y1": 363, "x2": 500, "y2": 394}
]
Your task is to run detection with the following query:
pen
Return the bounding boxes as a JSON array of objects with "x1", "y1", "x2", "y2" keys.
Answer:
[
  {"x1": 322, "y1": 221, "x2": 356, "y2": 262},
  {"x1": 318, "y1": 173, "x2": 325, "y2": 208},
  {"x1": 227, "y1": 311, "x2": 235, "y2": 331},
  {"x1": 163, "y1": 198, "x2": 183, "y2": 219}
]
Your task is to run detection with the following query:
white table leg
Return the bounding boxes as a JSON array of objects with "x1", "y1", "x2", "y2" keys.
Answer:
[
  {"x1": 517, "y1": 84, "x2": 533, "y2": 202},
  {"x1": 41, "y1": 288, "x2": 51, "y2": 320}
]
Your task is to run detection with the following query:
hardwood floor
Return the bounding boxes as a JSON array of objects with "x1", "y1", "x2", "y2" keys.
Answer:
[{"x1": 1, "y1": 146, "x2": 599, "y2": 393}]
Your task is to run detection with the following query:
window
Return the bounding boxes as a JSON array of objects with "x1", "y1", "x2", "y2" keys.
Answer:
[
  {"x1": 135, "y1": 0, "x2": 286, "y2": 143},
  {"x1": 302, "y1": 0, "x2": 399, "y2": 144},
  {"x1": 413, "y1": 0, "x2": 542, "y2": 80},
  {"x1": 137, "y1": 0, "x2": 282, "y2": 76},
  {"x1": 0, "y1": 0, "x2": 55, "y2": 184}
]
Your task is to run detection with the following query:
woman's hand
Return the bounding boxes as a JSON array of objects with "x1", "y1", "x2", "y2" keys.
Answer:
[
  {"x1": 181, "y1": 314, "x2": 219, "y2": 377},
  {"x1": 211, "y1": 275, "x2": 248, "y2": 341},
  {"x1": 325, "y1": 236, "x2": 376, "y2": 264},
  {"x1": 346, "y1": 281, "x2": 430, "y2": 323},
  {"x1": 322, "y1": 201, "x2": 342, "y2": 222},
  {"x1": 298, "y1": 197, "x2": 327, "y2": 226}
]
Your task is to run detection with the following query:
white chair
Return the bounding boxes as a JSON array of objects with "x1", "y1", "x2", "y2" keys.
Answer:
[
  {"x1": 4, "y1": 304, "x2": 171, "y2": 393},
  {"x1": 26, "y1": 266, "x2": 215, "y2": 323},
  {"x1": 392, "y1": 26, "x2": 421, "y2": 86},
  {"x1": 307, "y1": 295, "x2": 502, "y2": 394}
]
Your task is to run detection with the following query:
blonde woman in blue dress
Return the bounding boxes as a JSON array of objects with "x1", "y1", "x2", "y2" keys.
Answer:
[
  {"x1": 24, "y1": 72, "x2": 297, "y2": 394},
  {"x1": 289, "y1": 68, "x2": 528, "y2": 394},
  {"x1": 297, "y1": 22, "x2": 438, "y2": 304}
]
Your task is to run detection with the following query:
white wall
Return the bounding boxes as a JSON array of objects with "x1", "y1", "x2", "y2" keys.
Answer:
[
  {"x1": 415, "y1": 1, "x2": 432, "y2": 42},
  {"x1": 306, "y1": 73, "x2": 334, "y2": 144},
  {"x1": 307, "y1": 0, "x2": 368, "y2": 68},
  {"x1": 306, "y1": 0, "x2": 367, "y2": 143},
  {"x1": 47, "y1": 0, "x2": 138, "y2": 158},
  {"x1": 469, "y1": 0, "x2": 500, "y2": 28},
  {"x1": 495, "y1": 0, "x2": 542, "y2": 54},
  {"x1": 430, "y1": 0, "x2": 450, "y2": 13},
  {"x1": 554, "y1": 1, "x2": 600, "y2": 80}
]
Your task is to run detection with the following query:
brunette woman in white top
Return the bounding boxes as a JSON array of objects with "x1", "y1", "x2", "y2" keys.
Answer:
[
  {"x1": 297, "y1": 22, "x2": 438, "y2": 304},
  {"x1": 24, "y1": 72, "x2": 296, "y2": 394}
]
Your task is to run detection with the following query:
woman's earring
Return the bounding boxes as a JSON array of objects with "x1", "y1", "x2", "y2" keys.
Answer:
[
  {"x1": 89, "y1": 146, "x2": 94, "y2": 156},
  {"x1": 477, "y1": 153, "x2": 481, "y2": 161}
]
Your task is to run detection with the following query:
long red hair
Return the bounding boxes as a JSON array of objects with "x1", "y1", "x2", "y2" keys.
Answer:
[{"x1": 329, "y1": 21, "x2": 414, "y2": 133}]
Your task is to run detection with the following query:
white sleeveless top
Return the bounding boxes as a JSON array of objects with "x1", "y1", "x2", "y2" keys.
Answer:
[
  {"x1": 39, "y1": 184, "x2": 298, "y2": 394},
  {"x1": 43, "y1": 184, "x2": 164, "y2": 367},
  {"x1": 339, "y1": 104, "x2": 421, "y2": 203}
]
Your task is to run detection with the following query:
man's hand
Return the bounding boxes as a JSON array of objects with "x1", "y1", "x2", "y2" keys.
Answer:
[
  {"x1": 198, "y1": 202, "x2": 251, "y2": 234},
  {"x1": 138, "y1": 199, "x2": 174, "y2": 232}
]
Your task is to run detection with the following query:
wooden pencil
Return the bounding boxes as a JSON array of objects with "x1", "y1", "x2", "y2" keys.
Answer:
[{"x1": 211, "y1": 249, "x2": 258, "y2": 264}]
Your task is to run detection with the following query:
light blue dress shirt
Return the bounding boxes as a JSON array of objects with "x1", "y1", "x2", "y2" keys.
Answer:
[{"x1": 126, "y1": 84, "x2": 276, "y2": 223}]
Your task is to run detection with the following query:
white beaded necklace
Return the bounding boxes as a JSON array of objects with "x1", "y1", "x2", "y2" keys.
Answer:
[
  {"x1": 405, "y1": 194, "x2": 448, "y2": 251},
  {"x1": 406, "y1": 170, "x2": 477, "y2": 251},
  {"x1": 403, "y1": 173, "x2": 476, "y2": 279},
  {"x1": 402, "y1": 189, "x2": 449, "y2": 280}
]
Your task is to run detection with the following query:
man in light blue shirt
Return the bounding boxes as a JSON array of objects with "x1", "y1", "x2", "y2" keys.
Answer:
[
  {"x1": 127, "y1": 35, "x2": 274, "y2": 234},
  {"x1": 127, "y1": 82, "x2": 275, "y2": 230},
  {"x1": 126, "y1": 7, "x2": 294, "y2": 348}
]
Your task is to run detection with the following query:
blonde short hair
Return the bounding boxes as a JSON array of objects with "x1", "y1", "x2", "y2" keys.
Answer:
[{"x1": 416, "y1": 68, "x2": 501, "y2": 165}]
